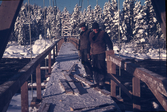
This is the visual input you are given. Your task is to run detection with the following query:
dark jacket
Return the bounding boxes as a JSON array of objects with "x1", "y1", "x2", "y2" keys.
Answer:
[
  {"x1": 79, "y1": 28, "x2": 91, "y2": 52},
  {"x1": 89, "y1": 29, "x2": 113, "y2": 55}
]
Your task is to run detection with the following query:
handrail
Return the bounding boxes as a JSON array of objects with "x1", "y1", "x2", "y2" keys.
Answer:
[
  {"x1": 0, "y1": 38, "x2": 64, "y2": 112},
  {"x1": 106, "y1": 50, "x2": 167, "y2": 111}
]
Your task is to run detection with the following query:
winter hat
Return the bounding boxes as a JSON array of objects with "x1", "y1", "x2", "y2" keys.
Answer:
[
  {"x1": 79, "y1": 22, "x2": 86, "y2": 27},
  {"x1": 92, "y1": 22, "x2": 99, "y2": 29}
]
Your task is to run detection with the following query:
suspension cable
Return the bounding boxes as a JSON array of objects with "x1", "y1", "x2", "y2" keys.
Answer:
[
  {"x1": 28, "y1": 0, "x2": 33, "y2": 100},
  {"x1": 118, "y1": 0, "x2": 122, "y2": 97},
  {"x1": 43, "y1": 0, "x2": 47, "y2": 76}
]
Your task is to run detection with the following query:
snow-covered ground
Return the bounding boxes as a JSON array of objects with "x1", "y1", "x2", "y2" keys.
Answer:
[
  {"x1": 3, "y1": 38, "x2": 166, "y2": 112},
  {"x1": 3, "y1": 38, "x2": 166, "y2": 60}
]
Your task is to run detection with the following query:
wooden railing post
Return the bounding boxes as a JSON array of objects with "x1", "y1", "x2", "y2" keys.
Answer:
[
  {"x1": 53, "y1": 47, "x2": 55, "y2": 63},
  {"x1": 48, "y1": 52, "x2": 51, "y2": 74},
  {"x1": 36, "y1": 64, "x2": 41, "y2": 100},
  {"x1": 21, "y1": 81, "x2": 28, "y2": 112},
  {"x1": 56, "y1": 43, "x2": 58, "y2": 56},
  {"x1": 106, "y1": 50, "x2": 116, "y2": 97},
  {"x1": 132, "y1": 77, "x2": 141, "y2": 111}
]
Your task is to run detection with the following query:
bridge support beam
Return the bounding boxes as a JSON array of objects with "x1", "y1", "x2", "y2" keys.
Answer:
[
  {"x1": 36, "y1": 64, "x2": 41, "y2": 100},
  {"x1": 21, "y1": 81, "x2": 28, "y2": 112},
  {"x1": 132, "y1": 77, "x2": 141, "y2": 111},
  {"x1": 0, "y1": 0, "x2": 23, "y2": 61}
]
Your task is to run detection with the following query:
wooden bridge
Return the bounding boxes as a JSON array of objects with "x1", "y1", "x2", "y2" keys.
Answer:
[
  {"x1": 0, "y1": 37, "x2": 166, "y2": 112},
  {"x1": 0, "y1": 0, "x2": 166, "y2": 112}
]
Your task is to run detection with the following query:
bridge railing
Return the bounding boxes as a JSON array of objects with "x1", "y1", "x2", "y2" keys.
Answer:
[
  {"x1": 62, "y1": 37, "x2": 167, "y2": 111},
  {"x1": 0, "y1": 38, "x2": 64, "y2": 112},
  {"x1": 106, "y1": 50, "x2": 167, "y2": 111}
]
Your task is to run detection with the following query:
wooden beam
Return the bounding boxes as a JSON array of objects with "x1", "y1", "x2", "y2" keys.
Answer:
[
  {"x1": 110, "y1": 74, "x2": 132, "y2": 99},
  {"x1": 53, "y1": 46, "x2": 55, "y2": 62},
  {"x1": 64, "y1": 74, "x2": 80, "y2": 95},
  {"x1": 59, "y1": 79, "x2": 73, "y2": 94},
  {"x1": 48, "y1": 52, "x2": 51, "y2": 74},
  {"x1": 39, "y1": 103, "x2": 51, "y2": 112},
  {"x1": 0, "y1": 0, "x2": 23, "y2": 61},
  {"x1": 73, "y1": 74, "x2": 94, "y2": 87},
  {"x1": 132, "y1": 77, "x2": 141, "y2": 111},
  {"x1": 74, "y1": 74, "x2": 110, "y2": 96},
  {"x1": 21, "y1": 81, "x2": 28, "y2": 112},
  {"x1": 108, "y1": 55, "x2": 167, "y2": 97},
  {"x1": 36, "y1": 64, "x2": 41, "y2": 100}
]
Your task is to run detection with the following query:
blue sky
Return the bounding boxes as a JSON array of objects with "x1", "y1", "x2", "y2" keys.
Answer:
[{"x1": 0, "y1": 0, "x2": 145, "y2": 14}]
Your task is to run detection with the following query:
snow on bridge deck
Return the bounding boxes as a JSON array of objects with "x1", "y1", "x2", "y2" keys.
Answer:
[{"x1": 38, "y1": 42, "x2": 121, "y2": 112}]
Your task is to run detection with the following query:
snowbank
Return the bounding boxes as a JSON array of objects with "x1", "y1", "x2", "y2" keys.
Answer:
[
  {"x1": 3, "y1": 39, "x2": 166, "y2": 60},
  {"x1": 3, "y1": 38, "x2": 54, "y2": 59}
]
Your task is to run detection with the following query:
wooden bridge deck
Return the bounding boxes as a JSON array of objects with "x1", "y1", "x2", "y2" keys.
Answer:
[{"x1": 38, "y1": 42, "x2": 121, "y2": 112}]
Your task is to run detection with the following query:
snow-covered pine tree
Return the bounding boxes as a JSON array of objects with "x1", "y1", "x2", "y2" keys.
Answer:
[
  {"x1": 144, "y1": 0, "x2": 161, "y2": 49},
  {"x1": 46, "y1": 6, "x2": 57, "y2": 39},
  {"x1": 110, "y1": 0, "x2": 119, "y2": 42},
  {"x1": 16, "y1": 3, "x2": 29, "y2": 45},
  {"x1": 86, "y1": 5, "x2": 94, "y2": 29},
  {"x1": 144, "y1": 0, "x2": 165, "y2": 49},
  {"x1": 55, "y1": 8, "x2": 62, "y2": 37},
  {"x1": 122, "y1": 0, "x2": 135, "y2": 42},
  {"x1": 71, "y1": 4, "x2": 81, "y2": 35},
  {"x1": 103, "y1": 2, "x2": 114, "y2": 37},
  {"x1": 80, "y1": 8, "x2": 87, "y2": 23},
  {"x1": 93, "y1": 4, "x2": 103, "y2": 29},
  {"x1": 133, "y1": 1, "x2": 148, "y2": 53},
  {"x1": 50, "y1": 6, "x2": 58, "y2": 38},
  {"x1": 42, "y1": 6, "x2": 48, "y2": 38}
]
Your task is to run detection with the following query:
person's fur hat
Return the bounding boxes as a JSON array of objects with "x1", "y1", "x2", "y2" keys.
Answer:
[
  {"x1": 79, "y1": 22, "x2": 86, "y2": 27},
  {"x1": 92, "y1": 22, "x2": 99, "y2": 29}
]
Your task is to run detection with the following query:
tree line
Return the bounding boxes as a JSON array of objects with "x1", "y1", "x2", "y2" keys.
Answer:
[{"x1": 10, "y1": 0, "x2": 165, "y2": 52}]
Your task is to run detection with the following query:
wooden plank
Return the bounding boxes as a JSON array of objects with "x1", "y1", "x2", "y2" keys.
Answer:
[
  {"x1": 53, "y1": 46, "x2": 55, "y2": 62},
  {"x1": 48, "y1": 52, "x2": 51, "y2": 74},
  {"x1": 93, "y1": 87, "x2": 111, "y2": 96},
  {"x1": 59, "y1": 79, "x2": 73, "y2": 94},
  {"x1": 132, "y1": 77, "x2": 141, "y2": 111},
  {"x1": 68, "y1": 81, "x2": 80, "y2": 95},
  {"x1": 21, "y1": 81, "x2": 28, "y2": 112},
  {"x1": 110, "y1": 74, "x2": 132, "y2": 99},
  {"x1": 39, "y1": 103, "x2": 51, "y2": 112},
  {"x1": 134, "y1": 67, "x2": 167, "y2": 97},
  {"x1": 73, "y1": 74, "x2": 110, "y2": 96},
  {"x1": 110, "y1": 79, "x2": 116, "y2": 97},
  {"x1": 146, "y1": 82, "x2": 167, "y2": 111},
  {"x1": 64, "y1": 74, "x2": 73, "y2": 82},
  {"x1": 36, "y1": 64, "x2": 41, "y2": 100},
  {"x1": 64, "y1": 74, "x2": 80, "y2": 95},
  {"x1": 73, "y1": 74, "x2": 94, "y2": 87},
  {"x1": 0, "y1": 0, "x2": 23, "y2": 61}
]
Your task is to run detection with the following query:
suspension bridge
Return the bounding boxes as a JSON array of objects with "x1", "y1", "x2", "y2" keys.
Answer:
[{"x1": 0, "y1": 0, "x2": 166, "y2": 112}]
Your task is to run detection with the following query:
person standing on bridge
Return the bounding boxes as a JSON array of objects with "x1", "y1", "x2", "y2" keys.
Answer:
[
  {"x1": 78, "y1": 22, "x2": 92, "y2": 80},
  {"x1": 89, "y1": 22, "x2": 113, "y2": 89}
]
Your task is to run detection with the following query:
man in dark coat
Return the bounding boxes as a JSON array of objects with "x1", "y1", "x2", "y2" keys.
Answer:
[
  {"x1": 78, "y1": 22, "x2": 92, "y2": 79},
  {"x1": 89, "y1": 22, "x2": 113, "y2": 89}
]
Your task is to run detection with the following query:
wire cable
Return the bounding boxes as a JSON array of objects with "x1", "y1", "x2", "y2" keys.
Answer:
[
  {"x1": 118, "y1": 0, "x2": 122, "y2": 97},
  {"x1": 28, "y1": 0, "x2": 33, "y2": 101}
]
